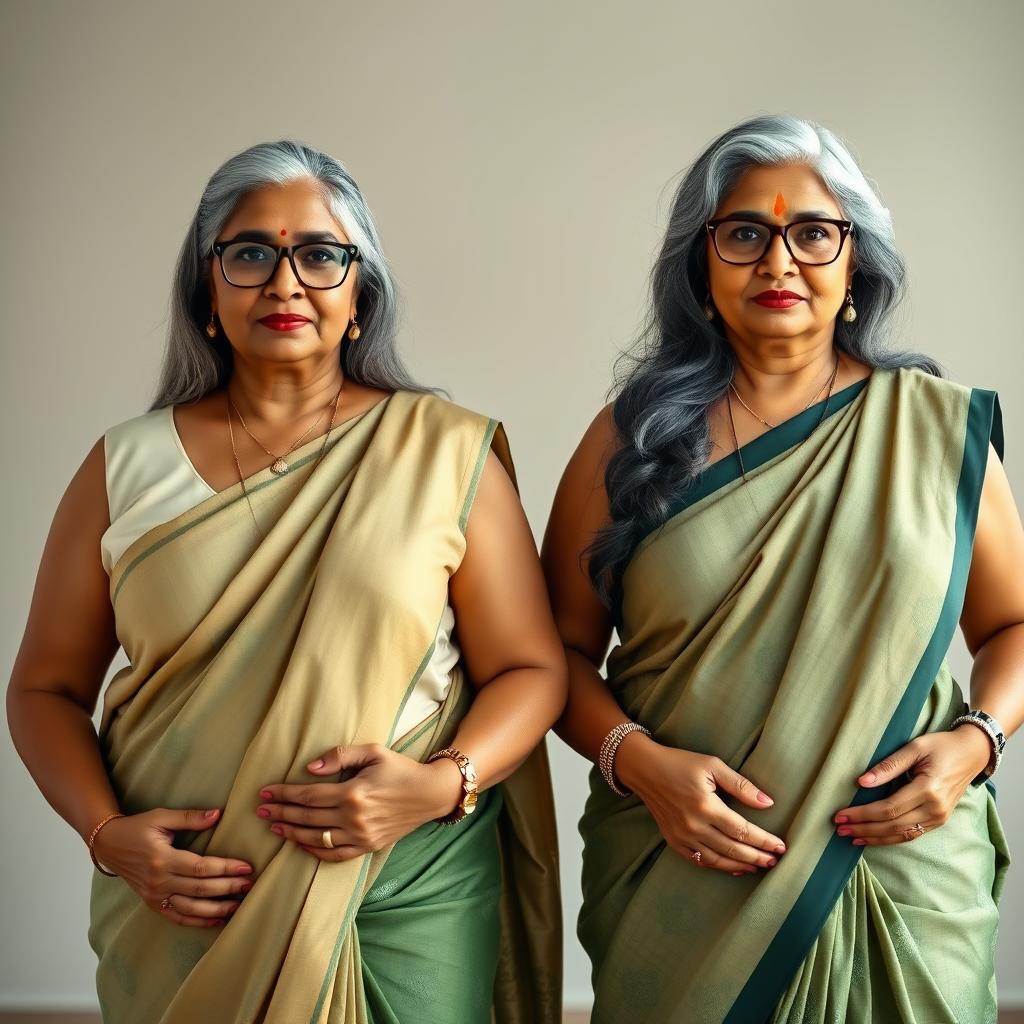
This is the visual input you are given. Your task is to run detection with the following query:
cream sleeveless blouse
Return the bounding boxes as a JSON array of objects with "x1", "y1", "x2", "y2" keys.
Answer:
[{"x1": 100, "y1": 406, "x2": 459, "y2": 738}]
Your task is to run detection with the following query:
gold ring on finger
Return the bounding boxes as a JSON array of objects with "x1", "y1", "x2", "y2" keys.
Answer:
[
  {"x1": 903, "y1": 822, "x2": 926, "y2": 841},
  {"x1": 321, "y1": 829, "x2": 334, "y2": 850},
  {"x1": 689, "y1": 849, "x2": 702, "y2": 865},
  {"x1": 160, "y1": 896, "x2": 173, "y2": 911}
]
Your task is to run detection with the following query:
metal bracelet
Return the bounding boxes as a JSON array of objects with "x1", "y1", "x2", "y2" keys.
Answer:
[
  {"x1": 950, "y1": 710, "x2": 1005, "y2": 783},
  {"x1": 598, "y1": 722, "x2": 651, "y2": 796}
]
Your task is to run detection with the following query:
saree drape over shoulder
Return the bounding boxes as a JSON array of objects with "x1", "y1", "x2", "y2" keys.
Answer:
[
  {"x1": 89, "y1": 391, "x2": 562, "y2": 1024},
  {"x1": 579, "y1": 368, "x2": 1009, "y2": 1024}
]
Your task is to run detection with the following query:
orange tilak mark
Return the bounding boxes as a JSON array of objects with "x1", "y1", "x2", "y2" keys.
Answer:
[
  {"x1": 773, "y1": 192, "x2": 787, "y2": 217},
  {"x1": 280, "y1": 228, "x2": 287, "y2": 236}
]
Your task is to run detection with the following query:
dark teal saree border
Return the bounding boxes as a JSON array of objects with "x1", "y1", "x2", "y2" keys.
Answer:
[{"x1": 723, "y1": 387, "x2": 1003, "y2": 1024}]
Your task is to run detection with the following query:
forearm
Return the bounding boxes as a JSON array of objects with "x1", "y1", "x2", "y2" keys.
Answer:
[
  {"x1": 446, "y1": 664, "x2": 566, "y2": 793},
  {"x1": 7, "y1": 689, "x2": 119, "y2": 840},
  {"x1": 968, "y1": 621, "x2": 1024, "y2": 739},
  {"x1": 552, "y1": 648, "x2": 631, "y2": 765}
]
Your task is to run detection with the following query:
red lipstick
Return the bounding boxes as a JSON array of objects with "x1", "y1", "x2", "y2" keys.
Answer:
[
  {"x1": 752, "y1": 290, "x2": 804, "y2": 309},
  {"x1": 258, "y1": 314, "x2": 311, "y2": 331}
]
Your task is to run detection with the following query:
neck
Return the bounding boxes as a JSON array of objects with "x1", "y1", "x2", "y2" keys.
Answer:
[
  {"x1": 227, "y1": 356, "x2": 345, "y2": 427},
  {"x1": 729, "y1": 335, "x2": 841, "y2": 410}
]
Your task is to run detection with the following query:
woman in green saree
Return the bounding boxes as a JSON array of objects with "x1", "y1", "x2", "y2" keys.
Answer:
[
  {"x1": 7, "y1": 141, "x2": 565, "y2": 1023},
  {"x1": 543, "y1": 116, "x2": 1022, "y2": 1023}
]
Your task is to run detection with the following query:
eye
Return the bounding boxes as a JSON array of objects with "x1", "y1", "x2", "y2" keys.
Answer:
[
  {"x1": 300, "y1": 247, "x2": 343, "y2": 265},
  {"x1": 729, "y1": 225, "x2": 767, "y2": 243},
  {"x1": 236, "y1": 245, "x2": 271, "y2": 262}
]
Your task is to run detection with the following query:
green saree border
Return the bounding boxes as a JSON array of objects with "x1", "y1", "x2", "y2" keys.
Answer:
[
  {"x1": 723, "y1": 387, "x2": 1002, "y2": 1024},
  {"x1": 645, "y1": 376, "x2": 870, "y2": 543}
]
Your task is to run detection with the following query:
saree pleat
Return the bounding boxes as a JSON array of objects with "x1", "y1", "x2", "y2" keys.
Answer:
[
  {"x1": 579, "y1": 368, "x2": 1008, "y2": 1023},
  {"x1": 90, "y1": 391, "x2": 561, "y2": 1024}
]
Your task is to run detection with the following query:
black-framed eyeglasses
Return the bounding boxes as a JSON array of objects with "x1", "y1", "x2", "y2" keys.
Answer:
[
  {"x1": 211, "y1": 239, "x2": 363, "y2": 289},
  {"x1": 706, "y1": 217, "x2": 853, "y2": 266}
]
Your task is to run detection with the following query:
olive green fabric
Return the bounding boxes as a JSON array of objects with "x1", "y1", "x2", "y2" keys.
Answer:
[
  {"x1": 579, "y1": 368, "x2": 1008, "y2": 1024},
  {"x1": 89, "y1": 391, "x2": 562, "y2": 1024}
]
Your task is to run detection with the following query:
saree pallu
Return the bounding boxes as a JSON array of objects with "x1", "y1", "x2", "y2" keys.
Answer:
[
  {"x1": 579, "y1": 368, "x2": 1010, "y2": 1023},
  {"x1": 89, "y1": 391, "x2": 562, "y2": 1024}
]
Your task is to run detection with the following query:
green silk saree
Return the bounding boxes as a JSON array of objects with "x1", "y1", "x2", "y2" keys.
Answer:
[
  {"x1": 579, "y1": 368, "x2": 1009, "y2": 1023},
  {"x1": 89, "y1": 391, "x2": 562, "y2": 1024}
]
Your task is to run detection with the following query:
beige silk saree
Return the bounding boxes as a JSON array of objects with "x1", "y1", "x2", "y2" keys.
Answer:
[{"x1": 89, "y1": 390, "x2": 562, "y2": 1023}]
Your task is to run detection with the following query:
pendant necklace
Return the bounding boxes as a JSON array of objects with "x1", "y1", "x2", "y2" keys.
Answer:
[
  {"x1": 227, "y1": 381, "x2": 345, "y2": 540},
  {"x1": 726, "y1": 355, "x2": 840, "y2": 503}
]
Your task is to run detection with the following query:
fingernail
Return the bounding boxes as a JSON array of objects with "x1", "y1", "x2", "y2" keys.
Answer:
[
  {"x1": 205, "y1": 809, "x2": 220, "y2": 819},
  {"x1": 256, "y1": 807, "x2": 271, "y2": 819},
  {"x1": 271, "y1": 824, "x2": 284, "y2": 836},
  {"x1": 775, "y1": 845, "x2": 786, "y2": 854},
  {"x1": 732, "y1": 871, "x2": 745, "y2": 877},
  {"x1": 837, "y1": 826, "x2": 852, "y2": 837},
  {"x1": 835, "y1": 815, "x2": 849, "y2": 824},
  {"x1": 756, "y1": 792, "x2": 774, "y2": 805},
  {"x1": 766, "y1": 858, "x2": 777, "y2": 867},
  {"x1": 210, "y1": 919, "x2": 225, "y2": 927},
  {"x1": 235, "y1": 865, "x2": 253, "y2": 875},
  {"x1": 308, "y1": 759, "x2": 325, "y2": 770},
  {"x1": 853, "y1": 839, "x2": 866, "y2": 846},
  {"x1": 259, "y1": 790, "x2": 273, "y2": 800},
  {"x1": 861, "y1": 772, "x2": 876, "y2": 784},
  {"x1": 240, "y1": 882, "x2": 253, "y2": 892}
]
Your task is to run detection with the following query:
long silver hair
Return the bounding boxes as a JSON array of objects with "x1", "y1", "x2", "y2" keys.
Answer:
[
  {"x1": 588, "y1": 114, "x2": 941, "y2": 609},
  {"x1": 151, "y1": 140, "x2": 429, "y2": 409}
]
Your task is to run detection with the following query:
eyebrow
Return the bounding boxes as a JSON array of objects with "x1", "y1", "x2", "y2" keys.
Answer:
[
  {"x1": 227, "y1": 229, "x2": 343, "y2": 244},
  {"x1": 718, "y1": 209, "x2": 837, "y2": 222}
]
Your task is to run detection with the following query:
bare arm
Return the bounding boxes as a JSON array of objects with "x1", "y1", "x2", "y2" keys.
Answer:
[
  {"x1": 541, "y1": 407, "x2": 784, "y2": 876},
  {"x1": 6, "y1": 438, "x2": 122, "y2": 841},
  {"x1": 7, "y1": 438, "x2": 253, "y2": 926}
]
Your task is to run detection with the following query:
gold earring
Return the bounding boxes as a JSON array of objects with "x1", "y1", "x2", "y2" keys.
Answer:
[
  {"x1": 842, "y1": 289, "x2": 857, "y2": 323},
  {"x1": 206, "y1": 313, "x2": 217, "y2": 338},
  {"x1": 347, "y1": 316, "x2": 361, "y2": 341}
]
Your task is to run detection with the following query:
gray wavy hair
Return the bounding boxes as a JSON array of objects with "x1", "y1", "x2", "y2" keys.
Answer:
[
  {"x1": 588, "y1": 114, "x2": 942, "y2": 610},
  {"x1": 151, "y1": 140, "x2": 429, "y2": 409}
]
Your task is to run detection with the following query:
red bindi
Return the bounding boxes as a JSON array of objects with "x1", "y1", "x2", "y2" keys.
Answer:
[
  {"x1": 773, "y1": 192, "x2": 787, "y2": 217},
  {"x1": 280, "y1": 229, "x2": 287, "y2": 236}
]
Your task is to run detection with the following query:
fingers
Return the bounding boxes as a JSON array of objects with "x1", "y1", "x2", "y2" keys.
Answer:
[
  {"x1": 680, "y1": 841, "x2": 759, "y2": 876},
  {"x1": 834, "y1": 777, "x2": 929, "y2": 827},
  {"x1": 716, "y1": 808, "x2": 787, "y2": 856},
  {"x1": 158, "y1": 893, "x2": 240, "y2": 925},
  {"x1": 858, "y1": 741, "x2": 919, "y2": 787},
  {"x1": 170, "y1": 874, "x2": 253, "y2": 899},
  {"x1": 708, "y1": 760, "x2": 775, "y2": 810},
  {"x1": 153, "y1": 808, "x2": 223, "y2": 832},
  {"x1": 700, "y1": 825, "x2": 780, "y2": 871},
  {"x1": 258, "y1": 783, "x2": 340, "y2": 807},
  {"x1": 157, "y1": 903, "x2": 226, "y2": 929},
  {"x1": 269, "y1": 821, "x2": 360, "y2": 850},
  {"x1": 257, "y1": 802, "x2": 338, "y2": 827},
  {"x1": 169, "y1": 850, "x2": 253, "y2": 879},
  {"x1": 306, "y1": 743, "x2": 388, "y2": 775},
  {"x1": 837, "y1": 812, "x2": 935, "y2": 844}
]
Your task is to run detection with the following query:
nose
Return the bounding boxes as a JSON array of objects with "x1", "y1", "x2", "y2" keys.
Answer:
[
  {"x1": 264, "y1": 250, "x2": 305, "y2": 299},
  {"x1": 758, "y1": 233, "x2": 797, "y2": 280}
]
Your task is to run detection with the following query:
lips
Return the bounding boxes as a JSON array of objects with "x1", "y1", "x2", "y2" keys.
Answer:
[
  {"x1": 752, "y1": 290, "x2": 804, "y2": 309},
  {"x1": 258, "y1": 314, "x2": 311, "y2": 331}
]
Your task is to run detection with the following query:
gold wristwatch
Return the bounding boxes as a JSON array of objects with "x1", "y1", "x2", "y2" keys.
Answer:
[{"x1": 426, "y1": 747, "x2": 479, "y2": 825}]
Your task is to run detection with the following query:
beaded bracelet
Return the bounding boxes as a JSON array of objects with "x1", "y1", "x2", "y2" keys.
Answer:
[
  {"x1": 598, "y1": 722, "x2": 652, "y2": 796},
  {"x1": 87, "y1": 812, "x2": 125, "y2": 877},
  {"x1": 950, "y1": 708, "x2": 1006, "y2": 785}
]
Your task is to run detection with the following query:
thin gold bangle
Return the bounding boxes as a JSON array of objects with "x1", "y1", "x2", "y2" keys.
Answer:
[{"x1": 87, "y1": 812, "x2": 125, "y2": 877}]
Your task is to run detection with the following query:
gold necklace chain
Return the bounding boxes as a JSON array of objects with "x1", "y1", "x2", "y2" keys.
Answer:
[
  {"x1": 227, "y1": 381, "x2": 345, "y2": 541},
  {"x1": 727, "y1": 355, "x2": 841, "y2": 490},
  {"x1": 729, "y1": 356, "x2": 837, "y2": 429},
  {"x1": 228, "y1": 393, "x2": 331, "y2": 476}
]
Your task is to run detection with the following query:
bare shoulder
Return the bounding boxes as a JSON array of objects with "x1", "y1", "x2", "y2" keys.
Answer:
[
  {"x1": 563, "y1": 402, "x2": 620, "y2": 498},
  {"x1": 60, "y1": 436, "x2": 110, "y2": 532}
]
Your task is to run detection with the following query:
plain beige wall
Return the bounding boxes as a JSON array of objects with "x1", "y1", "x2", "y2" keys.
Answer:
[{"x1": 2, "y1": 0, "x2": 1021, "y2": 1012}]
